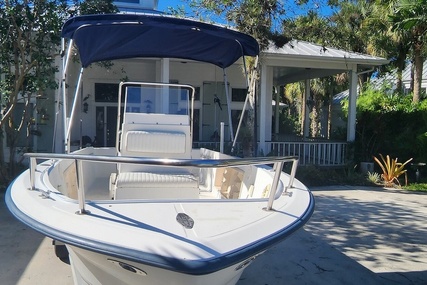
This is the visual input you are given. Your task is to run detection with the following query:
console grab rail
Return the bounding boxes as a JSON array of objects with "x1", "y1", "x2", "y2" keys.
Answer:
[{"x1": 25, "y1": 153, "x2": 299, "y2": 214}]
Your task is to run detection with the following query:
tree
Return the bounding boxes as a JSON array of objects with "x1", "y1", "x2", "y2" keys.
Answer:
[
  {"x1": 282, "y1": 11, "x2": 351, "y2": 139},
  {"x1": 329, "y1": 1, "x2": 372, "y2": 53},
  {"x1": 189, "y1": 0, "x2": 289, "y2": 156},
  {"x1": 76, "y1": 0, "x2": 118, "y2": 15},
  {"x1": 390, "y1": 0, "x2": 427, "y2": 103},
  {"x1": 0, "y1": 0, "x2": 117, "y2": 180},
  {"x1": 282, "y1": 10, "x2": 334, "y2": 46},
  {"x1": 362, "y1": 1, "x2": 410, "y2": 92},
  {"x1": 0, "y1": 0, "x2": 69, "y2": 178}
]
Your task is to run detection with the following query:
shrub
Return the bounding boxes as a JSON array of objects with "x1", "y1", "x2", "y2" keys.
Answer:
[
  {"x1": 373, "y1": 154, "x2": 412, "y2": 187},
  {"x1": 366, "y1": 171, "x2": 381, "y2": 185}
]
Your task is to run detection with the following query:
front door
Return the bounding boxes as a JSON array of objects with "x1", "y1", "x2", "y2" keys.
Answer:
[{"x1": 95, "y1": 106, "x2": 118, "y2": 147}]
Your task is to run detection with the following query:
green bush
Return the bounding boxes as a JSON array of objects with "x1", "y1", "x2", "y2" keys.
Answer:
[
  {"x1": 342, "y1": 84, "x2": 427, "y2": 166},
  {"x1": 295, "y1": 165, "x2": 370, "y2": 187}
]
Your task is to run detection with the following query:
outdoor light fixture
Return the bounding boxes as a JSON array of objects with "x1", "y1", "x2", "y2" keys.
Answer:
[
  {"x1": 83, "y1": 102, "x2": 88, "y2": 113},
  {"x1": 82, "y1": 94, "x2": 90, "y2": 113}
]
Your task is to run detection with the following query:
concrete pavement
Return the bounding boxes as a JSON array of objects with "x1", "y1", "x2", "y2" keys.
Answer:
[{"x1": 2, "y1": 186, "x2": 427, "y2": 284}]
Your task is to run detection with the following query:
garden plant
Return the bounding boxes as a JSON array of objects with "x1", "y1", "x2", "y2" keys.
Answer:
[{"x1": 373, "y1": 154, "x2": 412, "y2": 187}]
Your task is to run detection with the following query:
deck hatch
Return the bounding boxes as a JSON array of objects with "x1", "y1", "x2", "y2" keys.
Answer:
[{"x1": 176, "y1": 213, "x2": 194, "y2": 229}]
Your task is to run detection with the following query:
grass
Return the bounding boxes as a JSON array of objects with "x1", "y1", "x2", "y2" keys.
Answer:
[{"x1": 402, "y1": 183, "x2": 427, "y2": 192}]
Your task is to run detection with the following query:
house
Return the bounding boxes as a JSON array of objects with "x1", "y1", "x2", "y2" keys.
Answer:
[
  {"x1": 3, "y1": 0, "x2": 389, "y2": 166},
  {"x1": 371, "y1": 60, "x2": 427, "y2": 94}
]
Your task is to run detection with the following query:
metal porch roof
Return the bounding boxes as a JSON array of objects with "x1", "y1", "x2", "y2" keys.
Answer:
[{"x1": 264, "y1": 40, "x2": 389, "y2": 85}]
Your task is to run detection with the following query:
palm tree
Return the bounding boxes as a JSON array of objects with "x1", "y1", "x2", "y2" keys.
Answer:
[
  {"x1": 390, "y1": 0, "x2": 427, "y2": 103},
  {"x1": 329, "y1": 1, "x2": 372, "y2": 53},
  {"x1": 364, "y1": 1, "x2": 411, "y2": 93}
]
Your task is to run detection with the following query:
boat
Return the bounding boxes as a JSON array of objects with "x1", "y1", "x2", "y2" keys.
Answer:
[{"x1": 6, "y1": 13, "x2": 314, "y2": 285}]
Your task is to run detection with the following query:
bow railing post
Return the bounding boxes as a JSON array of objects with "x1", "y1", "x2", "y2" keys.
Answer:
[
  {"x1": 265, "y1": 161, "x2": 284, "y2": 211},
  {"x1": 285, "y1": 159, "x2": 299, "y2": 193},
  {"x1": 29, "y1": 157, "x2": 37, "y2": 190},
  {"x1": 75, "y1": 159, "x2": 88, "y2": 215}
]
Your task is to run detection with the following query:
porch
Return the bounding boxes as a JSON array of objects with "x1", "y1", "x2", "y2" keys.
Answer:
[{"x1": 194, "y1": 140, "x2": 347, "y2": 166}]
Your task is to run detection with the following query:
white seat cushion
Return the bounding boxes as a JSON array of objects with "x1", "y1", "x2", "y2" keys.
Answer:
[
  {"x1": 125, "y1": 131, "x2": 186, "y2": 154},
  {"x1": 116, "y1": 172, "x2": 198, "y2": 188}
]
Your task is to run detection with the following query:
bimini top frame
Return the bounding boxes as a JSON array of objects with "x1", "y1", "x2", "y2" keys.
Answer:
[{"x1": 58, "y1": 13, "x2": 260, "y2": 153}]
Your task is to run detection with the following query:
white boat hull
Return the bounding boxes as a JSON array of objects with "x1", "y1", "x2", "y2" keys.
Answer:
[
  {"x1": 67, "y1": 245, "x2": 250, "y2": 285},
  {"x1": 6, "y1": 146, "x2": 314, "y2": 285}
]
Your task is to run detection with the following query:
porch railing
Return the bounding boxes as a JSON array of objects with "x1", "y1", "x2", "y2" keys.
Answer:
[
  {"x1": 194, "y1": 140, "x2": 347, "y2": 166},
  {"x1": 266, "y1": 141, "x2": 347, "y2": 166}
]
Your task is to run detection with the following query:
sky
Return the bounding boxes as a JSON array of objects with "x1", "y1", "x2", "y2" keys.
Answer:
[
  {"x1": 157, "y1": 0, "x2": 187, "y2": 13},
  {"x1": 157, "y1": 0, "x2": 336, "y2": 20}
]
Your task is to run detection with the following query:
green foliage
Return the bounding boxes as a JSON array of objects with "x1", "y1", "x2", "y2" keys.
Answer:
[
  {"x1": 389, "y1": 0, "x2": 427, "y2": 103},
  {"x1": 341, "y1": 82, "x2": 427, "y2": 163},
  {"x1": 0, "y1": 0, "x2": 117, "y2": 178},
  {"x1": 74, "y1": 0, "x2": 118, "y2": 14},
  {"x1": 373, "y1": 154, "x2": 412, "y2": 187},
  {"x1": 282, "y1": 10, "x2": 333, "y2": 47},
  {"x1": 366, "y1": 171, "x2": 381, "y2": 185},
  {"x1": 279, "y1": 108, "x2": 301, "y2": 134},
  {"x1": 389, "y1": 0, "x2": 427, "y2": 32},
  {"x1": 296, "y1": 165, "x2": 370, "y2": 187},
  {"x1": 403, "y1": 183, "x2": 427, "y2": 192},
  {"x1": 189, "y1": 0, "x2": 289, "y2": 49}
]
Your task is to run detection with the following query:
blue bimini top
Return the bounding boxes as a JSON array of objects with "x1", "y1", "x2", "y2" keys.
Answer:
[{"x1": 61, "y1": 14, "x2": 259, "y2": 68}]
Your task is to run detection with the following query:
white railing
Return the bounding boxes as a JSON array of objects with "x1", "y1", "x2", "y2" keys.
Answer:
[
  {"x1": 266, "y1": 141, "x2": 347, "y2": 166},
  {"x1": 194, "y1": 141, "x2": 347, "y2": 166},
  {"x1": 25, "y1": 153, "x2": 299, "y2": 214}
]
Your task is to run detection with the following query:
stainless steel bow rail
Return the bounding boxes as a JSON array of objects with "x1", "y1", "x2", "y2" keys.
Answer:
[{"x1": 25, "y1": 153, "x2": 299, "y2": 214}]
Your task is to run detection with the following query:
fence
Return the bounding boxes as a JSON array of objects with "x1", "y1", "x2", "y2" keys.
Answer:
[
  {"x1": 266, "y1": 141, "x2": 347, "y2": 166},
  {"x1": 194, "y1": 141, "x2": 347, "y2": 166}
]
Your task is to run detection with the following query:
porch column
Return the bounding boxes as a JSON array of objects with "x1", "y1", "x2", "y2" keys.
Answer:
[
  {"x1": 160, "y1": 58, "x2": 170, "y2": 83},
  {"x1": 274, "y1": 86, "x2": 280, "y2": 138},
  {"x1": 303, "y1": 79, "x2": 310, "y2": 138},
  {"x1": 259, "y1": 64, "x2": 273, "y2": 155},
  {"x1": 347, "y1": 66, "x2": 357, "y2": 142}
]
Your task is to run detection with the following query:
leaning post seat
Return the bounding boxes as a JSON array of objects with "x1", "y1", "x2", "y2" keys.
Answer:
[{"x1": 110, "y1": 113, "x2": 199, "y2": 200}]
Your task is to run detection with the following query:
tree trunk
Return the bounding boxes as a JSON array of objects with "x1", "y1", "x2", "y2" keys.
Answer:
[
  {"x1": 395, "y1": 46, "x2": 407, "y2": 93},
  {"x1": 327, "y1": 87, "x2": 333, "y2": 139},
  {"x1": 0, "y1": 128, "x2": 8, "y2": 185},
  {"x1": 310, "y1": 105, "x2": 318, "y2": 137},
  {"x1": 413, "y1": 43, "x2": 423, "y2": 104},
  {"x1": 240, "y1": 58, "x2": 258, "y2": 157},
  {"x1": 300, "y1": 90, "x2": 306, "y2": 137},
  {"x1": 6, "y1": 126, "x2": 16, "y2": 177},
  {"x1": 243, "y1": 109, "x2": 255, "y2": 157}
]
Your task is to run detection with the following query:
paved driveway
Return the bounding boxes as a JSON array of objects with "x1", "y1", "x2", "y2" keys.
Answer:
[
  {"x1": 239, "y1": 186, "x2": 427, "y2": 285},
  {"x1": 2, "y1": 186, "x2": 427, "y2": 284}
]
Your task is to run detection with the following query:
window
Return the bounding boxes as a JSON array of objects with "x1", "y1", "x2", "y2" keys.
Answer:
[
  {"x1": 232, "y1": 88, "x2": 247, "y2": 102},
  {"x1": 95, "y1": 83, "x2": 121, "y2": 103},
  {"x1": 115, "y1": 0, "x2": 139, "y2": 3}
]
